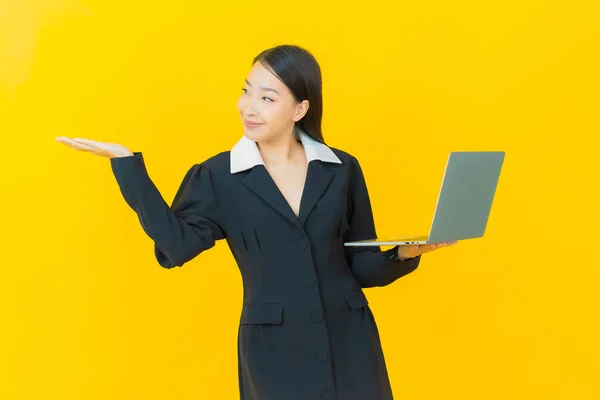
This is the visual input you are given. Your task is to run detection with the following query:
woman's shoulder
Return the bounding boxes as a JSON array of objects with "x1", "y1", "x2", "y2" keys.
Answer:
[
  {"x1": 328, "y1": 146, "x2": 360, "y2": 167},
  {"x1": 188, "y1": 150, "x2": 231, "y2": 172}
]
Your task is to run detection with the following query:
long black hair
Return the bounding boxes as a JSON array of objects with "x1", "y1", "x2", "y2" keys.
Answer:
[{"x1": 252, "y1": 44, "x2": 325, "y2": 144}]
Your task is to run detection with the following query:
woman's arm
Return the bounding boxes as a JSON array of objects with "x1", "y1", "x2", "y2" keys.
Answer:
[
  {"x1": 110, "y1": 152, "x2": 226, "y2": 269},
  {"x1": 343, "y1": 156, "x2": 421, "y2": 288}
]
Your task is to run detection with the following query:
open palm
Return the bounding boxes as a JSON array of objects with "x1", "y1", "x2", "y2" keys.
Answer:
[{"x1": 55, "y1": 136, "x2": 133, "y2": 158}]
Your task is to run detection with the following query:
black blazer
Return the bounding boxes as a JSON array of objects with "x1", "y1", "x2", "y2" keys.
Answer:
[{"x1": 110, "y1": 148, "x2": 420, "y2": 400}]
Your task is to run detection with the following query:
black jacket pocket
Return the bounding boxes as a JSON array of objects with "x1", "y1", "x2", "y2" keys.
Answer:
[
  {"x1": 240, "y1": 302, "x2": 283, "y2": 325},
  {"x1": 343, "y1": 288, "x2": 369, "y2": 310}
]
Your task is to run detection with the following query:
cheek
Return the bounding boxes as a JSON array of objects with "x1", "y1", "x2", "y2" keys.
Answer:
[
  {"x1": 263, "y1": 103, "x2": 289, "y2": 125},
  {"x1": 237, "y1": 96, "x2": 247, "y2": 114}
]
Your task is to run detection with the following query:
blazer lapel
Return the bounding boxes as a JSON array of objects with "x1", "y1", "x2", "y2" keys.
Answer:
[
  {"x1": 298, "y1": 161, "x2": 334, "y2": 225},
  {"x1": 242, "y1": 165, "x2": 304, "y2": 232}
]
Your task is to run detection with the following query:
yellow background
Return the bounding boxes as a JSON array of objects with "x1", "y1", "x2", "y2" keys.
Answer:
[{"x1": 2, "y1": 0, "x2": 599, "y2": 398}]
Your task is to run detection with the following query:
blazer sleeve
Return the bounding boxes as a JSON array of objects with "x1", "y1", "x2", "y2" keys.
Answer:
[
  {"x1": 343, "y1": 156, "x2": 421, "y2": 288},
  {"x1": 110, "y1": 152, "x2": 226, "y2": 269}
]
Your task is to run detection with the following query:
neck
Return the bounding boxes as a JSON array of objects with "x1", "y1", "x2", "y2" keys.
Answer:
[{"x1": 257, "y1": 126, "x2": 305, "y2": 167}]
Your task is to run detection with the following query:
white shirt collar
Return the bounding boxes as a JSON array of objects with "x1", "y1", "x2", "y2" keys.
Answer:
[{"x1": 230, "y1": 127, "x2": 342, "y2": 174}]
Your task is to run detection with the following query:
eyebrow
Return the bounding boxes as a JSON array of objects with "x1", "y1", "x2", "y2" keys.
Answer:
[{"x1": 245, "y1": 79, "x2": 279, "y2": 95}]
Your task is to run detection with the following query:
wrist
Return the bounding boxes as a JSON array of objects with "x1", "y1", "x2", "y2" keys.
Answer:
[
  {"x1": 395, "y1": 247, "x2": 411, "y2": 261},
  {"x1": 111, "y1": 151, "x2": 134, "y2": 158},
  {"x1": 388, "y1": 246, "x2": 409, "y2": 262}
]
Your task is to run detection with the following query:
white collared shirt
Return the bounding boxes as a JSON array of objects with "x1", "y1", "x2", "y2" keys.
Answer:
[{"x1": 230, "y1": 127, "x2": 342, "y2": 174}]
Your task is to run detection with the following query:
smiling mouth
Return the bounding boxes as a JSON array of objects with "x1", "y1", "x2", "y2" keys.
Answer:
[{"x1": 244, "y1": 119, "x2": 264, "y2": 128}]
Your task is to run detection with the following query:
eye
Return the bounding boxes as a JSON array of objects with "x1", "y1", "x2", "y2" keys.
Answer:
[
  {"x1": 241, "y1": 88, "x2": 249, "y2": 94},
  {"x1": 263, "y1": 97, "x2": 274, "y2": 102}
]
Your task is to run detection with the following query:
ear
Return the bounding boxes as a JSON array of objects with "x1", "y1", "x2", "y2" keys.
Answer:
[{"x1": 293, "y1": 100, "x2": 309, "y2": 122}]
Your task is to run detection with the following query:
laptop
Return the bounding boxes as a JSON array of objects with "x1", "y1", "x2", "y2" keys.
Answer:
[{"x1": 344, "y1": 151, "x2": 505, "y2": 246}]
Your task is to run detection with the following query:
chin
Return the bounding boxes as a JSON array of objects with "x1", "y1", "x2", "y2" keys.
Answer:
[{"x1": 243, "y1": 127, "x2": 269, "y2": 142}]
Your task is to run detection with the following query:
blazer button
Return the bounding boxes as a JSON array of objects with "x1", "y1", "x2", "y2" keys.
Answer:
[
  {"x1": 296, "y1": 238, "x2": 309, "y2": 249},
  {"x1": 311, "y1": 310, "x2": 323, "y2": 323},
  {"x1": 304, "y1": 275, "x2": 317, "y2": 286},
  {"x1": 321, "y1": 389, "x2": 335, "y2": 400},
  {"x1": 317, "y1": 351, "x2": 329, "y2": 362}
]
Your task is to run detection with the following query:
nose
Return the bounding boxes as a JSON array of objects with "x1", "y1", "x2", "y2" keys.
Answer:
[
  {"x1": 243, "y1": 102, "x2": 258, "y2": 117},
  {"x1": 240, "y1": 95, "x2": 259, "y2": 117}
]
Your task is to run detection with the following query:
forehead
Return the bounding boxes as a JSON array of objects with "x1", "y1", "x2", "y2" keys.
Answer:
[{"x1": 245, "y1": 62, "x2": 286, "y2": 90}]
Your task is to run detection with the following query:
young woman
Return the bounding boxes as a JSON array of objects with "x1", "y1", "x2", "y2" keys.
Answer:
[{"x1": 56, "y1": 44, "x2": 454, "y2": 400}]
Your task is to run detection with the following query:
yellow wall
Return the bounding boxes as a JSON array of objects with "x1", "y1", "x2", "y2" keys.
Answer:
[{"x1": 2, "y1": 0, "x2": 599, "y2": 398}]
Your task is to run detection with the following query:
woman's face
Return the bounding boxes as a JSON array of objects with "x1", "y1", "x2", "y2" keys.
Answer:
[{"x1": 237, "y1": 62, "x2": 308, "y2": 143}]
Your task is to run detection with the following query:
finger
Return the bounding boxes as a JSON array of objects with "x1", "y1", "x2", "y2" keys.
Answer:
[
  {"x1": 424, "y1": 244, "x2": 444, "y2": 252},
  {"x1": 440, "y1": 241, "x2": 457, "y2": 247},
  {"x1": 72, "y1": 138, "x2": 106, "y2": 150},
  {"x1": 424, "y1": 244, "x2": 442, "y2": 250},
  {"x1": 56, "y1": 136, "x2": 79, "y2": 146},
  {"x1": 56, "y1": 137, "x2": 98, "y2": 152},
  {"x1": 410, "y1": 246, "x2": 432, "y2": 256},
  {"x1": 426, "y1": 242, "x2": 455, "y2": 251},
  {"x1": 73, "y1": 139, "x2": 114, "y2": 156},
  {"x1": 72, "y1": 138, "x2": 100, "y2": 145}
]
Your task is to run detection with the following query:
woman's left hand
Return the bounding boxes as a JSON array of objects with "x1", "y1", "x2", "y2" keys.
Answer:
[{"x1": 397, "y1": 241, "x2": 457, "y2": 260}]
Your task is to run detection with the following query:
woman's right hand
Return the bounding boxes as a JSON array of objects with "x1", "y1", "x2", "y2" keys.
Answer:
[{"x1": 55, "y1": 137, "x2": 134, "y2": 158}]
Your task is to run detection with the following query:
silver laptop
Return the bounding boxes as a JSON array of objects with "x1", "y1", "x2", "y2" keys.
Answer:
[{"x1": 344, "y1": 151, "x2": 505, "y2": 246}]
